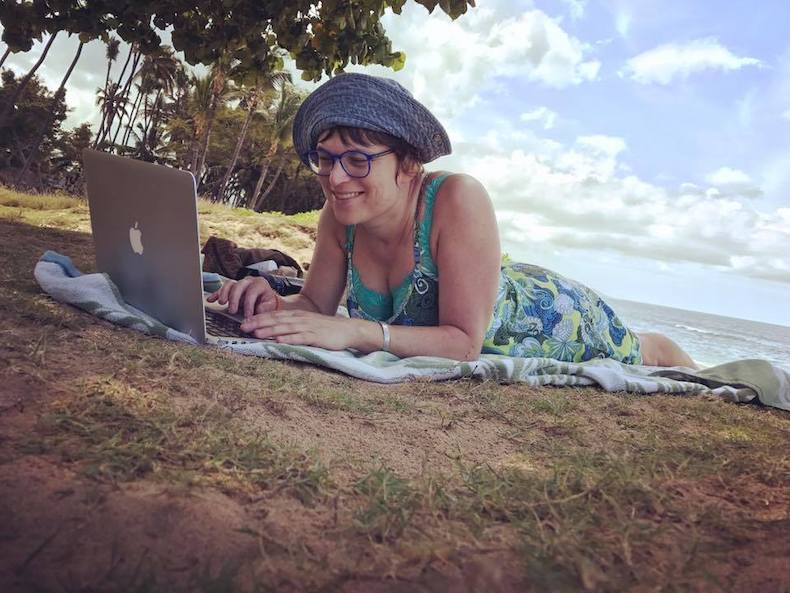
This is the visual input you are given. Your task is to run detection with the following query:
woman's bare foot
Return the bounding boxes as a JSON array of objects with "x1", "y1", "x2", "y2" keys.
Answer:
[{"x1": 638, "y1": 332, "x2": 698, "y2": 369}]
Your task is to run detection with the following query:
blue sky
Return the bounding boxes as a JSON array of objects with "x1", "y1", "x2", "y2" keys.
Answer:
[{"x1": 3, "y1": 0, "x2": 790, "y2": 325}]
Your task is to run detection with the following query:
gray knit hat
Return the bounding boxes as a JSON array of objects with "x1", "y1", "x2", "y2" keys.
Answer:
[{"x1": 292, "y1": 73, "x2": 452, "y2": 164}]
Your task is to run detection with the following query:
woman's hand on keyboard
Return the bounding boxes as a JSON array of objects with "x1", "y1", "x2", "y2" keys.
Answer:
[
  {"x1": 239, "y1": 310, "x2": 359, "y2": 351},
  {"x1": 207, "y1": 277, "x2": 279, "y2": 319}
]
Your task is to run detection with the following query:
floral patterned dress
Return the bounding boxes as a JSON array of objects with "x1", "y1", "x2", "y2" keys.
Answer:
[{"x1": 345, "y1": 175, "x2": 642, "y2": 363}]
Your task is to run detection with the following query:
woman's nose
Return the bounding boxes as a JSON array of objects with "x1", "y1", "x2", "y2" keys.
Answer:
[{"x1": 328, "y1": 158, "x2": 351, "y2": 184}]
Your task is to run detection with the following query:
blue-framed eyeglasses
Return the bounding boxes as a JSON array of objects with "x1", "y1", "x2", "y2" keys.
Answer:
[{"x1": 304, "y1": 148, "x2": 394, "y2": 178}]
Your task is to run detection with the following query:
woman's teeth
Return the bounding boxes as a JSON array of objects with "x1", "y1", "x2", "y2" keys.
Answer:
[{"x1": 334, "y1": 191, "x2": 363, "y2": 199}]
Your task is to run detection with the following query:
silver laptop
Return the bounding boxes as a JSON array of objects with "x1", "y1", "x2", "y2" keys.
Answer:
[{"x1": 82, "y1": 149, "x2": 264, "y2": 344}]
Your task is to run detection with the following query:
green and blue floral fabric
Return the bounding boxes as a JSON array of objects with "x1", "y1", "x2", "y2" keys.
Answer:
[
  {"x1": 482, "y1": 262, "x2": 641, "y2": 363},
  {"x1": 345, "y1": 175, "x2": 642, "y2": 364}
]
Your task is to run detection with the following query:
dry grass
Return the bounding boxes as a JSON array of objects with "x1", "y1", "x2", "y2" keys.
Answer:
[{"x1": 0, "y1": 186, "x2": 789, "y2": 593}]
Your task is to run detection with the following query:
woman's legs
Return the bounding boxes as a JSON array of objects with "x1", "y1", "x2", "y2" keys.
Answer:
[{"x1": 638, "y1": 332, "x2": 698, "y2": 369}]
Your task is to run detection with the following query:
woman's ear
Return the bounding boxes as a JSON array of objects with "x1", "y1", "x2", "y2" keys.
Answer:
[
  {"x1": 395, "y1": 157, "x2": 421, "y2": 185},
  {"x1": 395, "y1": 166, "x2": 415, "y2": 187}
]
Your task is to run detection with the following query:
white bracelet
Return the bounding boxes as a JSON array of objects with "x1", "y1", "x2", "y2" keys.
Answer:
[{"x1": 377, "y1": 320, "x2": 391, "y2": 352}]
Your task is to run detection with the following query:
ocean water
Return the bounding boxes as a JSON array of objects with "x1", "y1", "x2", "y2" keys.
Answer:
[{"x1": 609, "y1": 298, "x2": 790, "y2": 369}]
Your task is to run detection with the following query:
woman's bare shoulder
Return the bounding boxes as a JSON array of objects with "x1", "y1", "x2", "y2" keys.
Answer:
[{"x1": 431, "y1": 172, "x2": 494, "y2": 220}]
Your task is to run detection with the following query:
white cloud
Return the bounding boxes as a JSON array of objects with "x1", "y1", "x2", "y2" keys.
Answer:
[
  {"x1": 704, "y1": 167, "x2": 762, "y2": 198},
  {"x1": 445, "y1": 122, "x2": 790, "y2": 283},
  {"x1": 520, "y1": 106, "x2": 558, "y2": 129},
  {"x1": 560, "y1": 0, "x2": 587, "y2": 21},
  {"x1": 1, "y1": 29, "x2": 193, "y2": 131},
  {"x1": 620, "y1": 38, "x2": 762, "y2": 85},
  {"x1": 342, "y1": 3, "x2": 601, "y2": 119},
  {"x1": 736, "y1": 91, "x2": 756, "y2": 128},
  {"x1": 761, "y1": 153, "x2": 790, "y2": 201},
  {"x1": 615, "y1": 12, "x2": 631, "y2": 38},
  {"x1": 576, "y1": 134, "x2": 627, "y2": 156},
  {"x1": 3, "y1": 35, "x2": 108, "y2": 130},
  {"x1": 705, "y1": 167, "x2": 752, "y2": 186},
  {"x1": 782, "y1": 108, "x2": 790, "y2": 121}
]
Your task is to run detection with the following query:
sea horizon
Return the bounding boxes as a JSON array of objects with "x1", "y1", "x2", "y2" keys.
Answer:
[
  {"x1": 608, "y1": 297, "x2": 790, "y2": 369},
  {"x1": 610, "y1": 296, "x2": 790, "y2": 331}
]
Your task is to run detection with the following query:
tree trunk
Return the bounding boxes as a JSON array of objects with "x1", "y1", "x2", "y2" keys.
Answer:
[
  {"x1": 107, "y1": 50, "x2": 141, "y2": 150},
  {"x1": 0, "y1": 32, "x2": 59, "y2": 129},
  {"x1": 249, "y1": 140, "x2": 279, "y2": 209},
  {"x1": 95, "y1": 107, "x2": 107, "y2": 146},
  {"x1": 139, "y1": 90, "x2": 162, "y2": 153},
  {"x1": 216, "y1": 105, "x2": 254, "y2": 203},
  {"x1": 194, "y1": 103, "x2": 217, "y2": 185},
  {"x1": 113, "y1": 45, "x2": 134, "y2": 95},
  {"x1": 15, "y1": 41, "x2": 84, "y2": 185},
  {"x1": 93, "y1": 45, "x2": 133, "y2": 148},
  {"x1": 254, "y1": 160, "x2": 285, "y2": 211},
  {"x1": 93, "y1": 59, "x2": 115, "y2": 146},
  {"x1": 193, "y1": 64, "x2": 228, "y2": 183},
  {"x1": 121, "y1": 89, "x2": 144, "y2": 147},
  {"x1": 188, "y1": 127, "x2": 202, "y2": 177},
  {"x1": 0, "y1": 47, "x2": 10, "y2": 70}
]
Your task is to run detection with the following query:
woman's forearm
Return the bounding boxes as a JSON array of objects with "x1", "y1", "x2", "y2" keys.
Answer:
[
  {"x1": 349, "y1": 320, "x2": 482, "y2": 361},
  {"x1": 278, "y1": 292, "x2": 322, "y2": 313}
]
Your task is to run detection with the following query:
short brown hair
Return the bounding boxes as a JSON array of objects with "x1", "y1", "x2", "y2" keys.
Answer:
[{"x1": 317, "y1": 126, "x2": 424, "y2": 177}]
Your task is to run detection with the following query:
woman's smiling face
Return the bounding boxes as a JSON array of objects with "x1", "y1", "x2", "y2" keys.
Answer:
[{"x1": 315, "y1": 131, "x2": 405, "y2": 226}]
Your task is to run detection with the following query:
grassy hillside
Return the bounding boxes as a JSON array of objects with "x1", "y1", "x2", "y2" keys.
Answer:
[
  {"x1": 0, "y1": 186, "x2": 788, "y2": 593},
  {"x1": 0, "y1": 186, "x2": 319, "y2": 268}
]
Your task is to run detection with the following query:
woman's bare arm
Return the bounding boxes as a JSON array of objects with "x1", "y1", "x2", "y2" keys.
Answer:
[
  {"x1": 367, "y1": 174, "x2": 501, "y2": 360},
  {"x1": 280, "y1": 201, "x2": 348, "y2": 314},
  {"x1": 239, "y1": 175, "x2": 501, "y2": 360}
]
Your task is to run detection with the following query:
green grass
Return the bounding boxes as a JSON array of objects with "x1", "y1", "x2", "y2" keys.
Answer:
[
  {"x1": 0, "y1": 186, "x2": 85, "y2": 210},
  {"x1": 28, "y1": 374, "x2": 330, "y2": 503},
  {"x1": 1, "y1": 188, "x2": 788, "y2": 593},
  {"x1": 353, "y1": 465, "x2": 421, "y2": 541}
]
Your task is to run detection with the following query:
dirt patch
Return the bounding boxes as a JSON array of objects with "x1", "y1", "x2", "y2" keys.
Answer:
[
  {"x1": 2, "y1": 217, "x2": 790, "y2": 592},
  {"x1": 0, "y1": 457, "x2": 259, "y2": 592}
]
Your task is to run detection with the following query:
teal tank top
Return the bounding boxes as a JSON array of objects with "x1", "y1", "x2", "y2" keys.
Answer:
[
  {"x1": 344, "y1": 174, "x2": 643, "y2": 364},
  {"x1": 345, "y1": 174, "x2": 446, "y2": 325}
]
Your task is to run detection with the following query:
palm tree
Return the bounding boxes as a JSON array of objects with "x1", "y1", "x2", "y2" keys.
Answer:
[
  {"x1": 15, "y1": 39, "x2": 85, "y2": 184},
  {"x1": 120, "y1": 81, "x2": 147, "y2": 148},
  {"x1": 93, "y1": 37, "x2": 121, "y2": 145},
  {"x1": 94, "y1": 82, "x2": 127, "y2": 146},
  {"x1": 0, "y1": 47, "x2": 10, "y2": 70},
  {"x1": 187, "y1": 74, "x2": 213, "y2": 177},
  {"x1": 129, "y1": 99, "x2": 172, "y2": 163},
  {"x1": 171, "y1": 66, "x2": 190, "y2": 118},
  {"x1": 216, "y1": 71, "x2": 291, "y2": 203},
  {"x1": 104, "y1": 45, "x2": 142, "y2": 150},
  {"x1": 95, "y1": 82, "x2": 129, "y2": 147},
  {"x1": 251, "y1": 84, "x2": 302, "y2": 211},
  {"x1": 136, "y1": 91, "x2": 167, "y2": 157},
  {"x1": 93, "y1": 42, "x2": 135, "y2": 148},
  {"x1": 191, "y1": 54, "x2": 232, "y2": 183},
  {"x1": 115, "y1": 46, "x2": 178, "y2": 149},
  {"x1": 0, "y1": 31, "x2": 59, "y2": 129},
  {"x1": 102, "y1": 38, "x2": 121, "y2": 93}
]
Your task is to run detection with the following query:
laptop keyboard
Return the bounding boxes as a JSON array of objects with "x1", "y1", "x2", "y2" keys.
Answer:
[{"x1": 205, "y1": 309, "x2": 249, "y2": 338}]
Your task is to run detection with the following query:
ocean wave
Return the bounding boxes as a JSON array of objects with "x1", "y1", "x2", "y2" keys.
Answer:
[{"x1": 674, "y1": 324, "x2": 716, "y2": 336}]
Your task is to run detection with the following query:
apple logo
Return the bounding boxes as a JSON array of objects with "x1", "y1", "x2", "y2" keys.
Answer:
[{"x1": 129, "y1": 222, "x2": 144, "y2": 255}]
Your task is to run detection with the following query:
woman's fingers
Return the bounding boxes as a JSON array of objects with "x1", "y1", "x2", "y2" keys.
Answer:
[
  {"x1": 268, "y1": 331, "x2": 312, "y2": 345},
  {"x1": 254, "y1": 295, "x2": 278, "y2": 315},
  {"x1": 238, "y1": 311, "x2": 352, "y2": 351},
  {"x1": 243, "y1": 283, "x2": 274, "y2": 319},
  {"x1": 212, "y1": 280, "x2": 238, "y2": 307},
  {"x1": 226, "y1": 280, "x2": 247, "y2": 314},
  {"x1": 207, "y1": 282, "x2": 230, "y2": 303},
  {"x1": 241, "y1": 313, "x2": 302, "y2": 338},
  {"x1": 226, "y1": 277, "x2": 261, "y2": 315}
]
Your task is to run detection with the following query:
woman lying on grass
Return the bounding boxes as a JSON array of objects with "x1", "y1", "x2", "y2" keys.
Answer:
[{"x1": 208, "y1": 73, "x2": 695, "y2": 368}]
